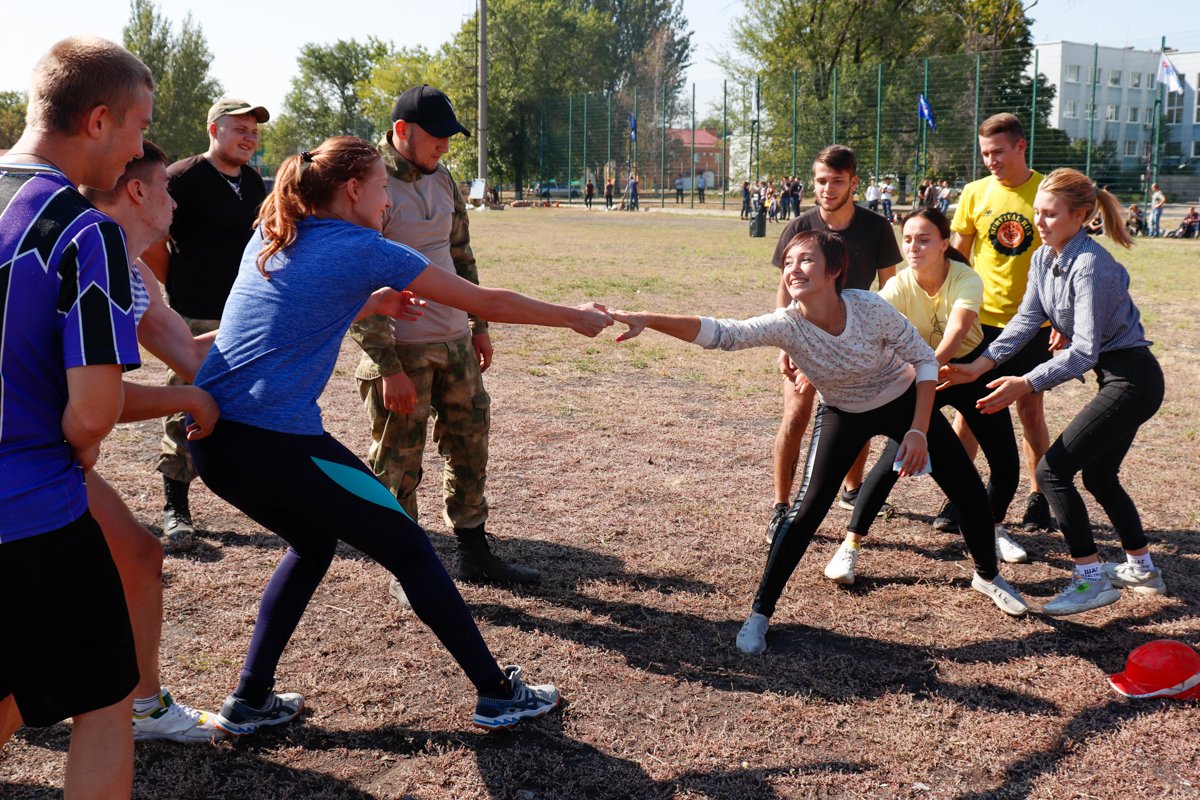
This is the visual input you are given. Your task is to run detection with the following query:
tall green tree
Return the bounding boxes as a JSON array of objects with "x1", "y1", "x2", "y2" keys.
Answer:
[
  {"x1": 0, "y1": 91, "x2": 26, "y2": 149},
  {"x1": 434, "y1": 0, "x2": 619, "y2": 191},
  {"x1": 263, "y1": 38, "x2": 391, "y2": 167},
  {"x1": 123, "y1": 0, "x2": 222, "y2": 159}
]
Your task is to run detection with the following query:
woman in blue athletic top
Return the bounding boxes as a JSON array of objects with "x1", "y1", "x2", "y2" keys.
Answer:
[{"x1": 190, "y1": 136, "x2": 612, "y2": 735}]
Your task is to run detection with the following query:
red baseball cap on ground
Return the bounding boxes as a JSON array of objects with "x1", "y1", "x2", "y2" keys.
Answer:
[{"x1": 1108, "y1": 639, "x2": 1200, "y2": 700}]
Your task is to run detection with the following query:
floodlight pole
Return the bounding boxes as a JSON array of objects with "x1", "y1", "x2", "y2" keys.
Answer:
[{"x1": 477, "y1": 0, "x2": 487, "y2": 186}]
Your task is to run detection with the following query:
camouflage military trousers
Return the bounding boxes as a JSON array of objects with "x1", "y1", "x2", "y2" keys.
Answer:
[
  {"x1": 357, "y1": 335, "x2": 490, "y2": 529},
  {"x1": 157, "y1": 316, "x2": 220, "y2": 483}
]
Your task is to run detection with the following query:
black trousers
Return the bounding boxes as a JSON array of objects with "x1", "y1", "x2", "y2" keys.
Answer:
[
  {"x1": 1035, "y1": 346, "x2": 1163, "y2": 558},
  {"x1": 753, "y1": 383, "x2": 997, "y2": 617}
]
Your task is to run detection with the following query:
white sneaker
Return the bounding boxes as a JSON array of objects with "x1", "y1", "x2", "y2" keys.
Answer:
[
  {"x1": 736, "y1": 612, "x2": 769, "y2": 655},
  {"x1": 1042, "y1": 574, "x2": 1121, "y2": 616},
  {"x1": 1102, "y1": 562, "x2": 1167, "y2": 595},
  {"x1": 994, "y1": 525, "x2": 1028, "y2": 563},
  {"x1": 971, "y1": 573, "x2": 1029, "y2": 616},
  {"x1": 824, "y1": 542, "x2": 860, "y2": 585},
  {"x1": 132, "y1": 690, "x2": 227, "y2": 743}
]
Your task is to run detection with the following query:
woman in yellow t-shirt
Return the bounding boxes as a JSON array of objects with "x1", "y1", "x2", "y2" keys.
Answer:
[{"x1": 824, "y1": 208, "x2": 1024, "y2": 586}]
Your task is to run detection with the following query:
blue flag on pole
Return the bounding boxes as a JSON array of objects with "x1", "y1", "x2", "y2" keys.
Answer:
[
  {"x1": 629, "y1": 112, "x2": 637, "y2": 142},
  {"x1": 918, "y1": 94, "x2": 936, "y2": 132}
]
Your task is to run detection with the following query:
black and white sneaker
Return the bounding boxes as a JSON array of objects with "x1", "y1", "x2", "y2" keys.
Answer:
[
  {"x1": 837, "y1": 487, "x2": 892, "y2": 516},
  {"x1": 214, "y1": 691, "x2": 304, "y2": 736},
  {"x1": 766, "y1": 503, "x2": 789, "y2": 544},
  {"x1": 932, "y1": 499, "x2": 959, "y2": 532},
  {"x1": 1020, "y1": 492, "x2": 1055, "y2": 531},
  {"x1": 472, "y1": 665, "x2": 560, "y2": 732}
]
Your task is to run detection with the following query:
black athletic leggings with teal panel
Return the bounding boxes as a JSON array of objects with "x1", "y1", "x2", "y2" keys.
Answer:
[{"x1": 189, "y1": 420, "x2": 507, "y2": 704}]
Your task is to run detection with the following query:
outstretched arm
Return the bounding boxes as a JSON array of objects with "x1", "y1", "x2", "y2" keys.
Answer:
[
  {"x1": 405, "y1": 265, "x2": 611, "y2": 337},
  {"x1": 609, "y1": 311, "x2": 701, "y2": 343}
]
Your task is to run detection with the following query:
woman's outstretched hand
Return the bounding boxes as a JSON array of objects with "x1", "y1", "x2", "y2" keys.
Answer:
[
  {"x1": 610, "y1": 310, "x2": 647, "y2": 342},
  {"x1": 570, "y1": 302, "x2": 614, "y2": 337},
  {"x1": 937, "y1": 359, "x2": 987, "y2": 390}
]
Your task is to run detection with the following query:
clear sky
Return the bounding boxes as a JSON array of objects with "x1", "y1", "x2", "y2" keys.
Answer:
[{"x1": 1, "y1": 0, "x2": 1196, "y2": 118}]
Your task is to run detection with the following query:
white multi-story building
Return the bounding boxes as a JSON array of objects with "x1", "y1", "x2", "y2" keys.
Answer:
[{"x1": 1033, "y1": 41, "x2": 1199, "y2": 171}]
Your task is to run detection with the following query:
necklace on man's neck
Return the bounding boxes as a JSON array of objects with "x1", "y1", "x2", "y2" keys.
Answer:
[{"x1": 2, "y1": 151, "x2": 68, "y2": 177}]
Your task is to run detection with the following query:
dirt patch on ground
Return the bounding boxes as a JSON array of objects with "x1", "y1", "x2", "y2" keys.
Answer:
[{"x1": 3, "y1": 210, "x2": 1198, "y2": 799}]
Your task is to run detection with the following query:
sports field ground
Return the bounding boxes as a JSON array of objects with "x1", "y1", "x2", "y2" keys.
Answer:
[{"x1": 2, "y1": 208, "x2": 1198, "y2": 799}]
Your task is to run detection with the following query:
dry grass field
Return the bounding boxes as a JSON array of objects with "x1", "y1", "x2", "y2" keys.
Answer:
[{"x1": 2, "y1": 208, "x2": 1199, "y2": 799}]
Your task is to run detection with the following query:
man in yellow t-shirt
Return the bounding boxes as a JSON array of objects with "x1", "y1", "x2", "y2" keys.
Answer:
[{"x1": 948, "y1": 113, "x2": 1054, "y2": 533}]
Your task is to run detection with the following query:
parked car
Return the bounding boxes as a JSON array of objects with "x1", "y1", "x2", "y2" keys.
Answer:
[{"x1": 533, "y1": 180, "x2": 582, "y2": 199}]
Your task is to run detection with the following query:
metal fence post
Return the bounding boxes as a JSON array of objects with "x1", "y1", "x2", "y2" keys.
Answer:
[
  {"x1": 690, "y1": 83, "x2": 696, "y2": 209},
  {"x1": 874, "y1": 62, "x2": 882, "y2": 182},
  {"x1": 792, "y1": 70, "x2": 798, "y2": 178},
  {"x1": 607, "y1": 93, "x2": 612, "y2": 186},
  {"x1": 661, "y1": 81, "x2": 667, "y2": 208},
  {"x1": 722, "y1": 79, "x2": 727, "y2": 210},
  {"x1": 754, "y1": 74, "x2": 761, "y2": 182},
  {"x1": 832, "y1": 66, "x2": 839, "y2": 143},
  {"x1": 1086, "y1": 44, "x2": 1098, "y2": 177},
  {"x1": 567, "y1": 95, "x2": 573, "y2": 204},
  {"x1": 972, "y1": 53, "x2": 981, "y2": 181},
  {"x1": 1030, "y1": 49, "x2": 1038, "y2": 169},
  {"x1": 921, "y1": 58, "x2": 929, "y2": 180}
]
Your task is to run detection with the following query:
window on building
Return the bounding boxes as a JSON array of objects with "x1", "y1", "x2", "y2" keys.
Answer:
[
  {"x1": 1148, "y1": 73, "x2": 1156, "y2": 90},
  {"x1": 1166, "y1": 91, "x2": 1183, "y2": 124},
  {"x1": 1124, "y1": 140, "x2": 1139, "y2": 157},
  {"x1": 1106, "y1": 104, "x2": 1119, "y2": 121},
  {"x1": 1065, "y1": 64, "x2": 1081, "y2": 82},
  {"x1": 1109, "y1": 70, "x2": 1122, "y2": 87},
  {"x1": 1130, "y1": 72, "x2": 1142, "y2": 88},
  {"x1": 1085, "y1": 103, "x2": 1096, "y2": 120},
  {"x1": 1193, "y1": 141, "x2": 1200, "y2": 159},
  {"x1": 1064, "y1": 100, "x2": 1078, "y2": 118},
  {"x1": 1089, "y1": 67, "x2": 1102, "y2": 84},
  {"x1": 1127, "y1": 106, "x2": 1139, "y2": 123}
]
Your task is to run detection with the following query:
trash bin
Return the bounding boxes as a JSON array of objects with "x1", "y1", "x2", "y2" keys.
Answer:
[{"x1": 750, "y1": 207, "x2": 767, "y2": 238}]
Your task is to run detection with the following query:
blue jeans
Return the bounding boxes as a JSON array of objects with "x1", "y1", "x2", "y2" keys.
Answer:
[{"x1": 1150, "y1": 207, "x2": 1163, "y2": 237}]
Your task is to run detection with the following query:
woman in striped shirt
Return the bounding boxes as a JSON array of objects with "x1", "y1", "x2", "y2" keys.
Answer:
[{"x1": 941, "y1": 168, "x2": 1165, "y2": 616}]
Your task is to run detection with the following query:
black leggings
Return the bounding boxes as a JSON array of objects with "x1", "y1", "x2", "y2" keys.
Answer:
[
  {"x1": 851, "y1": 345, "x2": 1019, "y2": 530},
  {"x1": 754, "y1": 383, "x2": 997, "y2": 617},
  {"x1": 189, "y1": 420, "x2": 506, "y2": 700},
  {"x1": 1035, "y1": 346, "x2": 1163, "y2": 559}
]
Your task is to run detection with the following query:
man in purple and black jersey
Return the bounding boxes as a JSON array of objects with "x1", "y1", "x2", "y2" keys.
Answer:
[{"x1": 0, "y1": 36, "x2": 152, "y2": 800}]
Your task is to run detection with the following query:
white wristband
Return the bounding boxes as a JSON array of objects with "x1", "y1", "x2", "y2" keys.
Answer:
[{"x1": 905, "y1": 429, "x2": 927, "y2": 442}]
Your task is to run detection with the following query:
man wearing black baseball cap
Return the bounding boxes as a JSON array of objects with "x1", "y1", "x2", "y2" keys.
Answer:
[
  {"x1": 351, "y1": 85, "x2": 540, "y2": 602},
  {"x1": 142, "y1": 96, "x2": 270, "y2": 548}
]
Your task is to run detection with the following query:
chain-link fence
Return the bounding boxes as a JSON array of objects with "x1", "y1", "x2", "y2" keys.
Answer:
[{"x1": 522, "y1": 43, "x2": 1187, "y2": 207}]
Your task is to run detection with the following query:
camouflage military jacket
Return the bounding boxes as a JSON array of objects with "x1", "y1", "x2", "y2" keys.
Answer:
[{"x1": 350, "y1": 132, "x2": 486, "y2": 379}]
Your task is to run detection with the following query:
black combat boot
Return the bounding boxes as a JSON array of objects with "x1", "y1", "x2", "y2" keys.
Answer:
[
  {"x1": 162, "y1": 476, "x2": 196, "y2": 551},
  {"x1": 454, "y1": 525, "x2": 540, "y2": 585}
]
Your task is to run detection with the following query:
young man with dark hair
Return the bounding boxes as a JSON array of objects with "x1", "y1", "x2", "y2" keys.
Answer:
[
  {"x1": 766, "y1": 145, "x2": 901, "y2": 545},
  {"x1": 81, "y1": 141, "x2": 231, "y2": 743},
  {"x1": 0, "y1": 35, "x2": 152, "y2": 799},
  {"x1": 142, "y1": 98, "x2": 269, "y2": 549},
  {"x1": 945, "y1": 112, "x2": 1051, "y2": 540}
]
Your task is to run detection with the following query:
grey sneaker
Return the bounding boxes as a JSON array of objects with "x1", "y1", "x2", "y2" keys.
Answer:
[
  {"x1": 472, "y1": 665, "x2": 560, "y2": 731},
  {"x1": 1042, "y1": 574, "x2": 1121, "y2": 616},
  {"x1": 823, "y1": 542, "x2": 860, "y2": 585},
  {"x1": 932, "y1": 500, "x2": 959, "y2": 533},
  {"x1": 214, "y1": 691, "x2": 304, "y2": 737},
  {"x1": 1102, "y1": 562, "x2": 1167, "y2": 595},
  {"x1": 995, "y1": 525, "x2": 1029, "y2": 564},
  {"x1": 736, "y1": 612, "x2": 769, "y2": 655},
  {"x1": 971, "y1": 572, "x2": 1029, "y2": 616}
]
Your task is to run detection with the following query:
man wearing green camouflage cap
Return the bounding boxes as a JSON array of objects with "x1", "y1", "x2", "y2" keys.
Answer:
[{"x1": 143, "y1": 97, "x2": 269, "y2": 549}]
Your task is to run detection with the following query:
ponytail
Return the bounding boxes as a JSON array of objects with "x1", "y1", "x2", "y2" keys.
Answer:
[
  {"x1": 1040, "y1": 168, "x2": 1133, "y2": 250},
  {"x1": 255, "y1": 136, "x2": 382, "y2": 276}
]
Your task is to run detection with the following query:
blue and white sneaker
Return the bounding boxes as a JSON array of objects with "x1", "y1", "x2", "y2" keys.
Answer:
[
  {"x1": 213, "y1": 691, "x2": 304, "y2": 737},
  {"x1": 472, "y1": 665, "x2": 560, "y2": 731}
]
